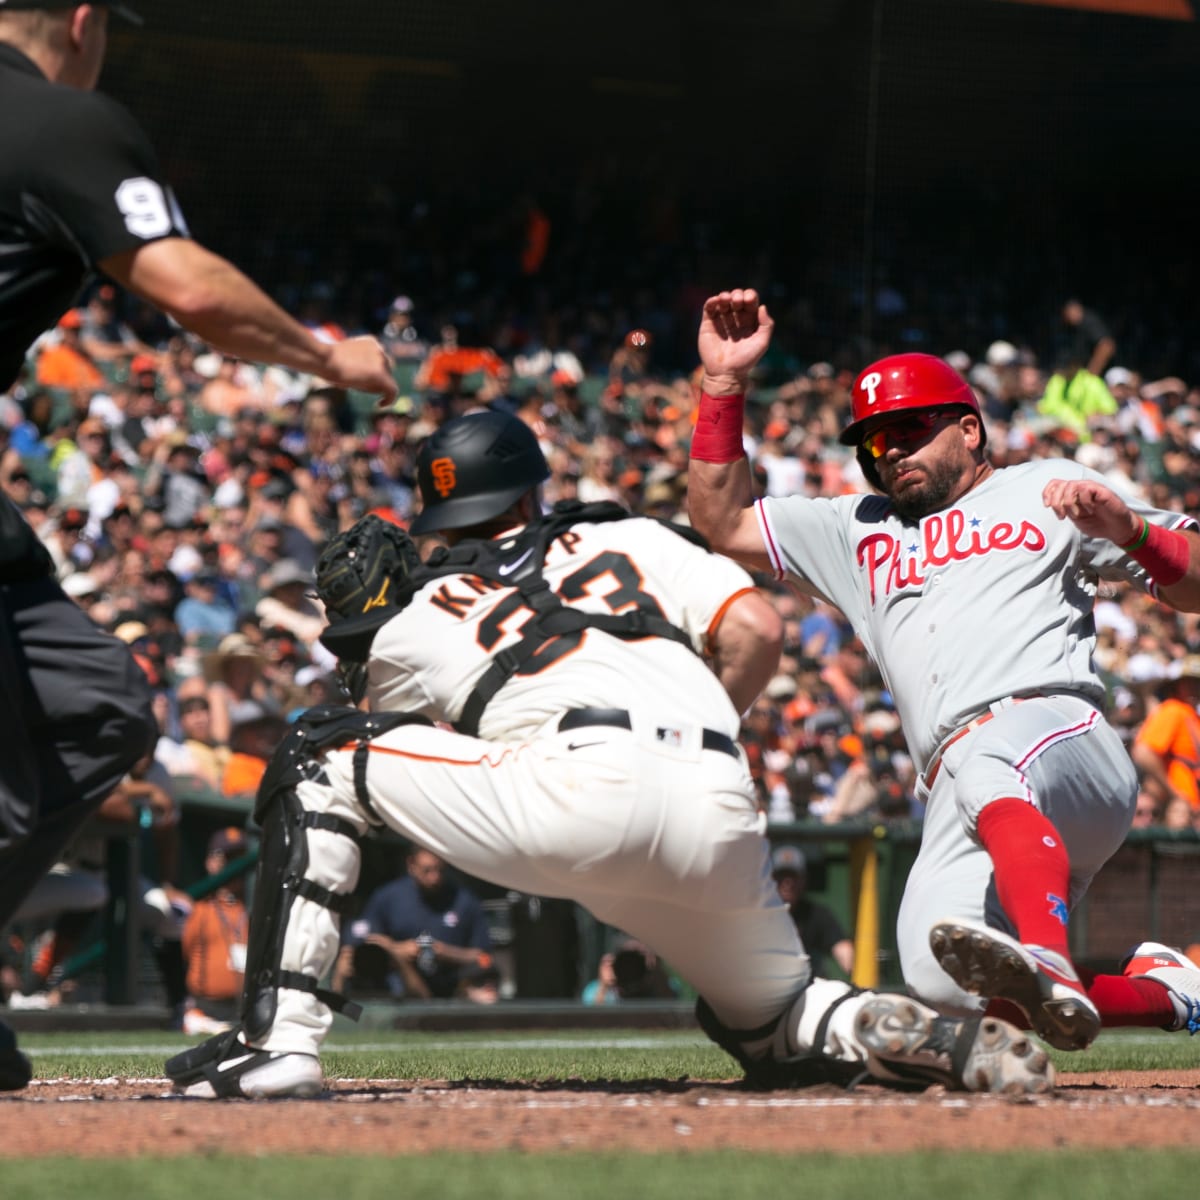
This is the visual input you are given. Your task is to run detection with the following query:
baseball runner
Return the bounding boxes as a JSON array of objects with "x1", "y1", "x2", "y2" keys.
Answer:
[
  {"x1": 0, "y1": 0, "x2": 395, "y2": 1089},
  {"x1": 687, "y1": 288, "x2": 1200, "y2": 1050},
  {"x1": 165, "y1": 411, "x2": 1053, "y2": 1099}
]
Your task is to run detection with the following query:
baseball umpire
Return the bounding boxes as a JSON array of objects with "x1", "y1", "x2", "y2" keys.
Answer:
[
  {"x1": 165, "y1": 411, "x2": 1053, "y2": 1099},
  {"x1": 0, "y1": 1, "x2": 396, "y2": 1089},
  {"x1": 688, "y1": 288, "x2": 1200, "y2": 1051}
]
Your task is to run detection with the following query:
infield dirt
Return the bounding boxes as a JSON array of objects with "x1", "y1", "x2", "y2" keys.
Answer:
[{"x1": 2, "y1": 1071, "x2": 1198, "y2": 1156}]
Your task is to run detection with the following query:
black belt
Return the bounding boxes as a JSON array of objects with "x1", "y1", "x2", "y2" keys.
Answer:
[{"x1": 558, "y1": 707, "x2": 740, "y2": 759}]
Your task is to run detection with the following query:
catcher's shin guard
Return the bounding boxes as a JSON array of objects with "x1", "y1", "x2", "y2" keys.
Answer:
[
  {"x1": 238, "y1": 706, "x2": 430, "y2": 1049},
  {"x1": 695, "y1": 992, "x2": 863, "y2": 1089},
  {"x1": 240, "y1": 776, "x2": 363, "y2": 1045}
]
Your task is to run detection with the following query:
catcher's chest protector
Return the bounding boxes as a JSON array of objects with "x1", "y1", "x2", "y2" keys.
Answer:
[{"x1": 394, "y1": 502, "x2": 702, "y2": 734}]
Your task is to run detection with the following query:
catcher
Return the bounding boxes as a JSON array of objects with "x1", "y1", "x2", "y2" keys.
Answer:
[{"x1": 166, "y1": 411, "x2": 1053, "y2": 1099}]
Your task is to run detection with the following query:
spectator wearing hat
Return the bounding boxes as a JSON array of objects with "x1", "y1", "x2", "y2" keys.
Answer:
[
  {"x1": 202, "y1": 633, "x2": 274, "y2": 748},
  {"x1": 34, "y1": 309, "x2": 104, "y2": 392},
  {"x1": 771, "y1": 845, "x2": 855, "y2": 979},
  {"x1": 1131, "y1": 655, "x2": 1200, "y2": 816},
  {"x1": 174, "y1": 570, "x2": 237, "y2": 647},
  {"x1": 144, "y1": 432, "x2": 208, "y2": 529},
  {"x1": 155, "y1": 672, "x2": 227, "y2": 792},
  {"x1": 44, "y1": 505, "x2": 92, "y2": 576},
  {"x1": 79, "y1": 284, "x2": 156, "y2": 366},
  {"x1": 254, "y1": 556, "x2": 326, "y2": 648},
  {"x1": 219, "y1": 703, "x2": 289, "y2": 800},
  {"x1": 180, "y1": 826, "x2": 251, "y2": 1035},
  {"x1": 381, "y1": 295, "x2": 427, "y2": 362},
  {"x1": 55, "y1": 416, "x2": 110, "y2": 509}
]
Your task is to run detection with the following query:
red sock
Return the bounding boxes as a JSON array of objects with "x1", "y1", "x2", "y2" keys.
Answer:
[
  {"x1": 1085, "y1": 974, "x2": 1177, "y2": 1029},
  {"x1": 976, "y1": 798, "x2": 1071, "y2": 953}
]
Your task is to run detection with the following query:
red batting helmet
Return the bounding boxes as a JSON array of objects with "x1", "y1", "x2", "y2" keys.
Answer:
[{"x1": 839, "y1": 353, "x2": 985, "y2": 449}]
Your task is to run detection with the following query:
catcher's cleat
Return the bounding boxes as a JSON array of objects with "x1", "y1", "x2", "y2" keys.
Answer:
[
  {"x1": 0, "y1": 1020, "x2": 32, "y2": 1091},
  {"x1": 855, "y1": 995, "x2": 1054, "y2": 1096},
  {"x1": 929, "y1": 918, "x2": 1100, "y2": 1051},
  {"x1": 165, "y1": 1028, "x2": 323, "y2": 1099}
]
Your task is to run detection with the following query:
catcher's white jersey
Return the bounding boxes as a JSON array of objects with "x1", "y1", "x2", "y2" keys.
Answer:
[
  {"x1": 367, "y1": 515, "x2": 753, "y2": 741},
  {"x1": 758, "y1": 458, "x2": 1197, "y2": 772}
]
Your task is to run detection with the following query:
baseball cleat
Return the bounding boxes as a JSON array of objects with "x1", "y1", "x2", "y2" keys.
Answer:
[
  {"x1": 929, "y1": 918, "x2": 1100, "y2": 1051},
  {"x1": 855, "y1": 994, "x2": 1054, "y2": 1095},
  {"x1": 165, "y1": 1028, "x2": 324, "y2": 1099},
  {"x1": 1120, "y1": 942, "x2": 1200, "y2": 1034},
  {"x1": 0, "y1": 1020, "x2": 32, "y2": 1091}
]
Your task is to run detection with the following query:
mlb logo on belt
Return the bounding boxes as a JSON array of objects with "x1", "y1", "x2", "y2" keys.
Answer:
[{"x1": 656, "y1": 726, "x2": 683, "y2": 748}]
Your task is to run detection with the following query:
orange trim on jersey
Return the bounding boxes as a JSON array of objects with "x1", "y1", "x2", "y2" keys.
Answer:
[
  {"x1": 704, "y1": 587, "x2": 757, "y2": 653},
  {"x1": 337, "y1": 740, "x2": 526, "y2": 768}
]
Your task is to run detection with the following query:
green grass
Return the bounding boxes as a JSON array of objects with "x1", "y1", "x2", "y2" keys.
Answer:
[
  {"x1": 8, "y1": 1029, "x2": 1197, "y2": 1197},
  {"x1": 6, "y1": 1152, "x2": 1200, "y2": 1200},
  {"x1": 15, "y1": 1025, "x2": 1194, "y2": 1081}
]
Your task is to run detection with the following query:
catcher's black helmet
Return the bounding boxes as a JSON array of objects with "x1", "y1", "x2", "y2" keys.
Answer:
[{"x1": 409, "y1": 411, "x2": 550, "y2": 535}]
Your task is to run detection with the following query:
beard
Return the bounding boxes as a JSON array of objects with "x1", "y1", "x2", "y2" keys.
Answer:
[{"x1": 883, "y1": 455, "x2": 968, "y2": 519}]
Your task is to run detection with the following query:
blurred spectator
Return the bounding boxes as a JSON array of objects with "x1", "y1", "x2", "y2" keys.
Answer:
[
  {"x1": 333, "y1": 846, "x2": 494, "y2": 1002},
  {"x1": 203, "y1": 633, "x2": 275, "y2": 746},
  {"x1": 1131, "y1": 656, "x2": 1200, "y2": 817},
  {"x1": 79, "y1": 284, "x2": 156, "y2": 365},
  {"x1": 1130, "y1": 788, "x2": 1163, "y2": 830},
  {"x1": 380, "y1": 295, "x2": 427, "y2": 362},
  {"x1": 770, "y1": 845, "x2": 855, "y2": 978},
  {"x1": 1059, "y1": 298, "x2": 1116, "y2": 379},
  {"x1": 255, "y1": 558, "x2": 328, "y2": 653},
  {"x1": 11, "y1": 751, "x2": 189, "y2": 1012},
  {"x1": 174, "y1": 570, "x2": 238, "y2": 646},
  {"x1": 582, "y1": 937, "x2": 677, "y2": 1004},
  {"x1": 34, "y1": 310, "x2": 104, "y2": 392},
  {"x1": 219, "y1": 704, "x2": 289, "y2": 800},
  {"x1": 55, "y1": 417, "x2": 110, "y2": 509},
  {"x1": 180, "y1": 827, "x2": 251, "y2": 1035}
]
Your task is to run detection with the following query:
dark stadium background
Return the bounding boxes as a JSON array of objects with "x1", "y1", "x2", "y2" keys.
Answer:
[{"x1": 102, "y1": 0, "x2": 1200, "y2": 378}]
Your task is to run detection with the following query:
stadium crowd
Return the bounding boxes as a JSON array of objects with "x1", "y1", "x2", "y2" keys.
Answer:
[{"x1": 2, "y1": 275, "x2": 1199, "y2": 1010}]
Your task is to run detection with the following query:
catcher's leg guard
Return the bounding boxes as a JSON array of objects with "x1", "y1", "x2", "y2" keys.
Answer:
[
  {"x1": 696, "y1": 985, "x2": 864, "y2": 1089},
  {"x1": 166, "y1": 707, "x2": 429, "y2": 1098},
  {"x1": 166, "y1": 721, "x2": 376, "y2": 1098},
  {"x1": 698, "y1": 979, "x2": 1055, "y2": 1096}
]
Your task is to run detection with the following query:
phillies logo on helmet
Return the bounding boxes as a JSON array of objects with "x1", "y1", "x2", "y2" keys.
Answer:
[
  {"x1": 430, "y1": 456, "x2": 457, "y2": 498},
  {"x1": 861, "y1": 372, "x2": 883, "y2": 407}
]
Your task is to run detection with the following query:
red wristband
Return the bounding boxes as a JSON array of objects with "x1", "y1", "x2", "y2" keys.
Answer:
[
  {"x1": 1129, "y1": 522, "x2": 1189, "y2": 587},
  {"x1": 689, "y1": 392, "x2": 747, "y2": 463}
]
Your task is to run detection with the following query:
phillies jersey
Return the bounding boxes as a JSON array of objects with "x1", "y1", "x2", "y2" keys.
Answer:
[
  {"x1": 757, "y1": 458, "x2": 1197, "y2": 771},
  {"x1": 368, "y1": 515, "x2": 756, "y2": 741}
]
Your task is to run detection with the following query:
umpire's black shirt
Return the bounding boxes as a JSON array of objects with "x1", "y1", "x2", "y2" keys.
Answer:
[{"x1": 0, "y1": 41, "x2": 187, "y2": 575}]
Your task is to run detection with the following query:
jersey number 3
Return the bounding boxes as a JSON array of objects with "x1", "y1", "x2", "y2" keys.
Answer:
[{"x1": 476, "y1": 552, "x2": 666, "y2": 676}]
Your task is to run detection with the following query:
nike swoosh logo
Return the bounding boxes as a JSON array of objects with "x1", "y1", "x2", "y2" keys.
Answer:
[
  {"x1": 566, "y1": 740, "x2": 604, "y2": 751},
  {"x1": 498, "y1": 549, "x2": 535, "y2": 576},
  {"x1": 217, "y1": 1053, "x2": 256, "y2": 1072}
]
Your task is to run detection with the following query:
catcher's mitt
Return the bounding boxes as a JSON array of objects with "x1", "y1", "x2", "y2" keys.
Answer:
[{"x1": 315, "y1": 513, "x2": 420, "y2": 625}]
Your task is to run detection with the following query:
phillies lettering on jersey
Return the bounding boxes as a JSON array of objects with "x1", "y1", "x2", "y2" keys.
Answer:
[
  {"x1": 858, "y1": 510, "x2": 1047, "y2": 604},
  {"x1": 758, "y1": 457, "x2": 1198, "y2": 769}
]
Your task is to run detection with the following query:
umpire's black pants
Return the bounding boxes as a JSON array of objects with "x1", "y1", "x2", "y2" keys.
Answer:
[{"x1": 0, "y1": 573, "x2": 156, "y2": 928}]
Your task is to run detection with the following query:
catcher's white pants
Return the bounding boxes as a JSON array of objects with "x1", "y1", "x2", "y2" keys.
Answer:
[{"x1": 263, "y1": 717, "x2": 877, "y2": 1070}]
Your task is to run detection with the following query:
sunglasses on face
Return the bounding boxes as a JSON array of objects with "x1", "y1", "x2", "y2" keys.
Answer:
[{"x1": 861, "y1": 409, "x2": 959, "y2": 460}]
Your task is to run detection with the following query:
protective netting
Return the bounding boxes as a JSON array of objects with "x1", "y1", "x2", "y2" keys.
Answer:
[{"x1": 100, "y1": 0, "x2": 1200, "y2": 377}]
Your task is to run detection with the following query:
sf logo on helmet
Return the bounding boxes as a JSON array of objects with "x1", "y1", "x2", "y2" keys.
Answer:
[
  {"x1": 861, "y1": 372, "x2": 883, "y2": 407},
  {"x1": 430, "y1": 456, "x2": 457, "y2": 498}
]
